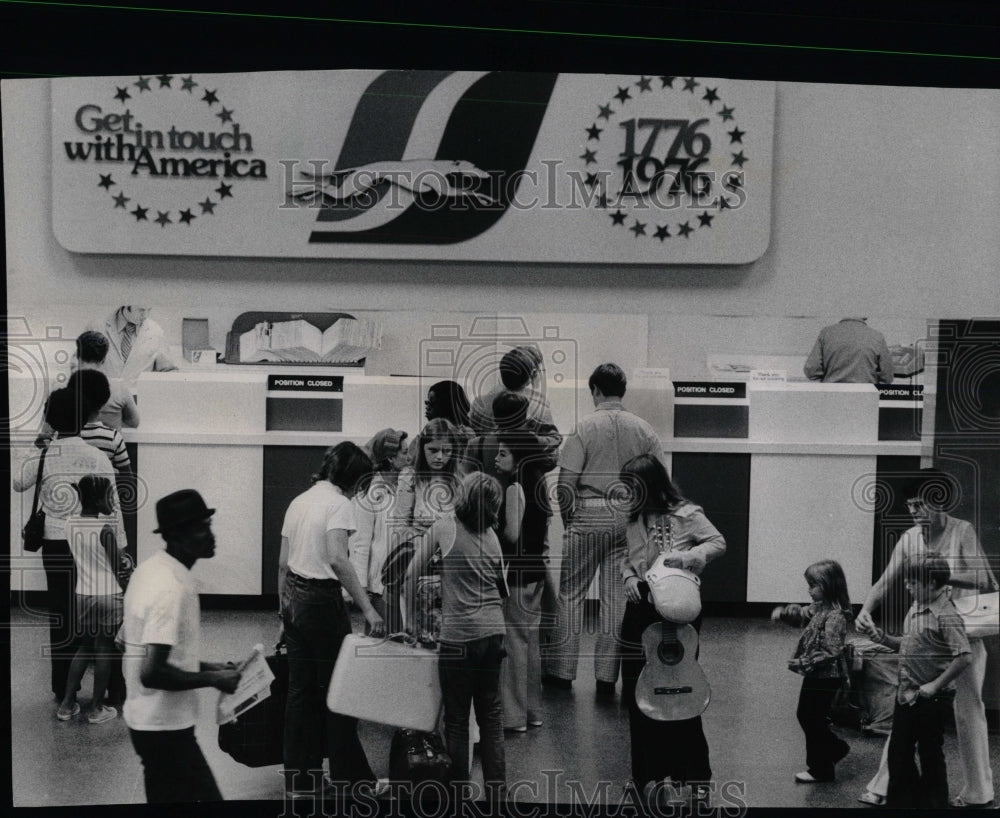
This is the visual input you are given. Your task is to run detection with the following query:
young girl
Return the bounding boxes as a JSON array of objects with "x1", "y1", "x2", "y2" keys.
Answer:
[
  {"x1": 494, "y1": 430, "x2": 552, "y2": 732},
  {"x1": 58, "y1": 474, "x2": 124, "y2": 723},
  {"x1": 403, "y1": 471, "x2": 508, "y2": 800},
  {"x1": 771, "y1": 559, "x2": 853, "y2": 783},
  {"x1": 618, "y1": 454, "x2": 726, "y2": 805},
  {"x1": 349, "y1": 428, "x2": 409, "y2": 628},
  {"x1": 389, "y1": 418, "x2": 463, "y2": 642}
]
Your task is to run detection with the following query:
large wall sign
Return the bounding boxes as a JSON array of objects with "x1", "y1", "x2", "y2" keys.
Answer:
[{"x1": 51, "y1": 71, "x2": 775, "y2": 263}]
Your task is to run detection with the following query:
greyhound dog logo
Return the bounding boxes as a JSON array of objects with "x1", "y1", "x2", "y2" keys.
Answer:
[{"x1": 294, "y1": 159, "x2": 496, "y2": 208}]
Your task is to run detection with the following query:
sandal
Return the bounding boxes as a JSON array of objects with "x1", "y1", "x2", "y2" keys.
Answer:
[
  {"x1": 858, "y1": 790, "x2": 886, "y2": 806},
  {"x1": 949, "y1": 796, "x2": 994, "y2": 809}
]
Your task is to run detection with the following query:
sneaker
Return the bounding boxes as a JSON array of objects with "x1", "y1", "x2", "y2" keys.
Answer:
[
  {"x1": 527, "y1": 716, "x2": 543, "y2": 728},
  {"x1": 355, "y1": 778, "x2": 392, "y2": 799},
  {"x1": 505, "y1": 725, "x2": 528, "y2": 733},
  {"x1": 857, "y1": 790, "x2": 886, "y2": 806},
  {"x1": 88, "y1": 705, "x2": 118, "y2": 724},
  {"x1": 795, "y1": 771, "x2": 834, "y2": 783},
  {"x1": 56, "y1": 702, "x2": 81, "y2": 721}
]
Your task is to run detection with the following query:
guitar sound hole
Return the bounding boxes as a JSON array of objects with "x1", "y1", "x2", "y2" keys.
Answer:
[{"x1": 656, "y1": 642, "x2": 684, "y2": 666}]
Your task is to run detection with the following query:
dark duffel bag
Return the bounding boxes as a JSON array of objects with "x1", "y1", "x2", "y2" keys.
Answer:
[
  {"x1": 218, "y1": 643, "x2": 288, "y2": 767},
  {"x1": 389, "y1": 728, "x2": 452, "y2": 784}
]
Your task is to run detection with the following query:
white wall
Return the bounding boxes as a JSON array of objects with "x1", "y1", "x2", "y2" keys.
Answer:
[{"x1": 5, "y1": 78, "x2": 998, "y2": 376}]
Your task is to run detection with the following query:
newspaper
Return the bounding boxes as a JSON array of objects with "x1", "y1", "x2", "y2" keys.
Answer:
[{"x1": 216, "y1": 643, "x2": 275, "y2": 725}]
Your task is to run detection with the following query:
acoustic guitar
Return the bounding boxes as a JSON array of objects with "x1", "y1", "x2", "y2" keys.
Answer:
[{"x1": 634, "y1": 514, "x2": 711, "y2": 721}]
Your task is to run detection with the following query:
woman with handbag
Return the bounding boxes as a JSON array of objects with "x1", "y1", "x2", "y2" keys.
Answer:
[
  {"x1": 14, "y1": 387, "x2": 123, "y2": 706},
  {"x1": 277, "y1": 442, "x2": 387, "y2": 799},
  {"x1": 618, "y1": 454, "x2": 726, "y2": 806}
]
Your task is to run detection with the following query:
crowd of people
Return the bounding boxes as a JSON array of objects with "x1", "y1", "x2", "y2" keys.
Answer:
[{"x1": 14, "y1": 338, "x2": 997, "y2": 809}]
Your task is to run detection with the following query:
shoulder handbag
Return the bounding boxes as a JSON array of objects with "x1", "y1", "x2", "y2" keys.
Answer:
[
  {"x1": 218, "y1": 641, "x2": 289, "y2": 767},
  {"x1": 21, "y1": 449, "x2": 48, "y2": 552}
]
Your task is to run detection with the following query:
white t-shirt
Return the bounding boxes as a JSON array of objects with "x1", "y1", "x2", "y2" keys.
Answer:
[
  {"x1": 66, "y1": 514, "x2": 121, "y2": 596},
  {"x1": 282, "y1": 481, "x2": 356, "y2": 580},
  {"x1": 122, "y1": 550, "x2": 202, "y2": 731}
]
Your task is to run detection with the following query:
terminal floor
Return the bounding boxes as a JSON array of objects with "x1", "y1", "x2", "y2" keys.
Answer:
[{"x1": 10, "y1": 606, "x2": 997, "y2": 810}]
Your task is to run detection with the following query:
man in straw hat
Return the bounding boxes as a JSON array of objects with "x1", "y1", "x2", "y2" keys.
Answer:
[{"x1": 120, "y1": 489, "x2": 242, "y2": 802}]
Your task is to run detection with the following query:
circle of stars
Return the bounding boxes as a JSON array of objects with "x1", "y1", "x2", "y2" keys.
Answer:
[
  {"x1": 579, "y1": 75, "x2": 748, "y2": 243},
  {"x1": 101, "y1": 74, "x2": 242, "y2": 228}
]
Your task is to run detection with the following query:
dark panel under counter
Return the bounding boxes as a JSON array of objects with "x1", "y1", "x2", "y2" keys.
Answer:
[
  {"x1": 877, "y1": 384, "x2": 923, "y2": 441},
  {"x1": 673, "y1": 382, "x2": 749, "y2": 439},
  {"x1": 266, "y1": 374, "x2": 344, "y2": 432},
  {"x1": 262, "y1": 446, "x2": 330, "y2": 594},
  {"x1": 670, "y1": 452, "x2": 750, "y2": 602}
]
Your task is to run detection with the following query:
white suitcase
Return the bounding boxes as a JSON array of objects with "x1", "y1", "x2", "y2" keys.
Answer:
[{"x1": 326, "y1": 634, "x2": 441, "y2": 731}]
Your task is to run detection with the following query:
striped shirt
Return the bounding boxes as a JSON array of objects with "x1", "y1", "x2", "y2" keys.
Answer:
[{"x1": 81, "y1": 422, "x2": 131, "y2": 473}]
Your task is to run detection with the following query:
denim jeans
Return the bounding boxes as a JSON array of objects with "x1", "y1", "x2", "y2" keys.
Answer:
[
  {"x1": 281, "y1": 572, "x2": 374, "y2": 792},
  {"x1": 129, "y1": 727, "x2": 222, "y2": 803},
  {"x1": 438, "y1": 634, "x2": 506, "y2": 795}
]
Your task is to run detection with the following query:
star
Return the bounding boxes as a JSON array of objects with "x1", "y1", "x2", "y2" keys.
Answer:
[
  {"x1": 636, "y1": 76, "x2": 652, "y2": 92},
  {"x1": 585, "y1": 124, "x2": 602, "y2": 141},
  {"x1": 157, "y1": 74, "x2": 174, "y2": 88},
  {"x1": 114, "y1": 86, "x2": 131, "y2": 103},
  {"x1": 698, "y1": 211, "x2": 715, "y2": 228},
  {"x1": 131, "y1": 205, "x2": 148, "y2": 221},
  {"x1": 677, "y1": 221, "x2": 694, "y2": 238},
  {"x1": 202, "y1": 89, "x2": 219, "y2": 106},
  {"x1": 179, "y1": 209, "x2": 196, "y2": 225},
  {"x1": 702, "y1": 87, "x2": 720, "y2": 104},
  {"x1": 597, "y1": 193, "x2": 609, "y2": 208},
  {"x1": 216, "y1": 107, "x2": 234, "y2": 124},
  {"x1": 719, "y1": 196, "x2": 732, "y2": 210},
  {"x1": 216, "y1": 182, "x2": 233, "y2": 199},
  {"x1": 155, "y1": 211, "x2": 172, "y2": 227},
  {"x1": 585, "y1": 172, "x2": 599, "y2": 188},
  {"x1": 181, "y1": 76, "x2": 198, "y2": 93},
  {"x1": 199, "y1": 198, "x2": 217, "y2": 214},
  {"x1": 630, "y1": 220, "x2": 646, "y2": 237},
  {"x1": 580, "y1": 148, "x2": 597, "y2": 165},
  {"x1": 718, "y1": 105, "x2": 735, "y2": 121},
  {"x1": 728, "y1": 127, "x2": 746, "y2": 144},
  {"x1": 727, "y1": 173, "x2": 744, "y2": 188},
  {"x1": 98, "y1": 173, "x2": 115, "y2": 190},
  {"x1": 614, "y1": 87, "x2": 632, "y2": 104},
  {"x1": 610, "y1": 210, "x2": 627, "y2": 226},
  {"x1": 732, "y1": 151, "x2": 748, "y2": 168},
  {"x1": 135, "y1": 76, "x2": 152, "y2": 92},
  {"x1": 659, "y1": 76, "x2": 677, "y2": 88},
  {"x1": 683, "y1": 77, "x2": 699, "y2": 92},
  {"x1": 112, "y1": 192, "x2": 130, "y2": 208},
  {"x1": 654, "y1": 224, "x2": 671, "y2": 240},
  {"x1": 597, "y1": 103, "x2": 614, "y2": 120}
]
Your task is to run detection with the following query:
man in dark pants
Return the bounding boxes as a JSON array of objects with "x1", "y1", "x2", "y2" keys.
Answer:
[{"x1": 121, "y1": 490, "x2": 241, "y2": 802}]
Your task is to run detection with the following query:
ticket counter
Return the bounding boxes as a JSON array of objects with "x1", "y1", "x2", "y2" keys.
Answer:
[{"x1": 10, "y1": 371, "x2": 921, "y2": 603}]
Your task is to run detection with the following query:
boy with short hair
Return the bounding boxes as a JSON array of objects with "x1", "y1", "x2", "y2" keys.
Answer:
[{"x1": 869, "y1": 552, "x2": 973, "y2": 809}]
